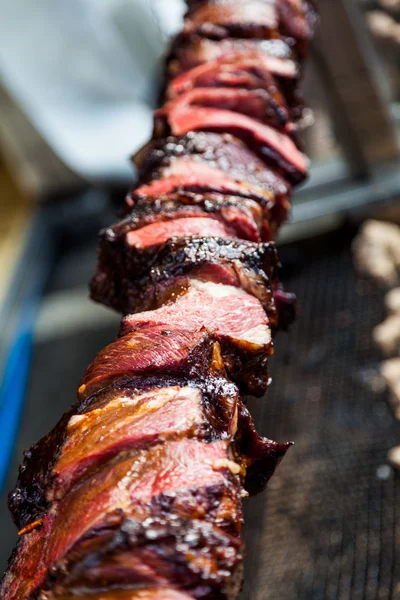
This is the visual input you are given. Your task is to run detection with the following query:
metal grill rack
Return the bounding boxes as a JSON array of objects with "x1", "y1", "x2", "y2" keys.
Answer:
[{"x1": 241, "y1": 230, "x2": 400, "y2": 599}]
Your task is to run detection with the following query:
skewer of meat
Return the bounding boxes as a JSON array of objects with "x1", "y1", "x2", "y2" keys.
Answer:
[{"x1": 1, "y1": 1, "x2": 317, "y2": 598}]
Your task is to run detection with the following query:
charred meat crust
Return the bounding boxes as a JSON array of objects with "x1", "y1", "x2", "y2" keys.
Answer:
[
  {"x1": 90, "y1": 236, "x2": 279, "y2": 317},
  {"x1": 10, "y1": 376, "x2": 237, "y2": 529},
  {"x1": 166, "y1": 35, "x2": 296, "y2": 76},
  {"x1": 277, "y1": 0, "x2": 318, "y2": 47},
  {"x1": 5, "y1": 415, "x2": 289, "y2": 600},
  {"x1": 160, "y1": 86, "x2": 291, "y2": 132},
  {"x1": 3, "y1": 439, "x2": 244, "y2": 600},
  {"x1": 78, "y1": 322, "x2": 272, "y2": 400},
  {"x1": 10, "y1": 374, "x2": 289, "y2": 533},
  {"x1": 153, "y1": 102, "x2": 307, "y2": 184},
  {"x1": 133, "y1": 157, "x2": 277, "y2": 207},
  {"x1": 132, "y1": 132, "x2": 291, "y2": 232},
  {"x1": 134, "y1": 132, "x2": 291, "y2": 198},
  {"x1": 235, "y1": 402, "x2": 292, "y2": 495},
  {"x1": 9, "y1": 377, "x2": 232, "y2": 529},
  {"x1": 183, "y1": 1, "x2": 280, "y2": 41},
  {"x1": 77, "y1": 328, "x2": 217, "y2": 400},
  {"x1": 181, "y1": 0, "x2": 317, "y2": 58},
  {"x1": 40, "y1": 590, "x2": 196, "y2": 600},
  {"x1": 119, "y1": 280, "x2": 276, "y2": 396},
  {"x1": 165, "y1": 53, "x2": 291, "y2": 129},
  {"x1": 164, "y1": 37, "x2": 306, "y2": 121},
  {"x1": 166, "y1": 51, "x2": 296, "y2": 101},
  {"x1": 38, "y1": 515, "x2": 244, "y2": 600},
  {"x1": 118, "y1": 192, "x2": 263, "y2": 242}
]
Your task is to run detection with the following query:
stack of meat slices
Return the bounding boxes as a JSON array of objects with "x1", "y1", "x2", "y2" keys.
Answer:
[
  {"x1": 1, "y1": 1, "x2": 316, "y2": 599},
  {"x1": 4, "y1": 375, "x2": 289, "y2": 600}
]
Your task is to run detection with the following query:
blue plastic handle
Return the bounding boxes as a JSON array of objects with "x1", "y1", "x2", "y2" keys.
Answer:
[
  {"x1": 0, "y1": 299, "x2": 38, "y2": 490},
  {"x1": 0, "y1": 212, "x2": 53, "y2": 492}
]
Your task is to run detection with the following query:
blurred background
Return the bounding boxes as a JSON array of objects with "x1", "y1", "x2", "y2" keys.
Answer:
[{"x1": 0, "y1": 0, "x2": 400, "y2": 598}]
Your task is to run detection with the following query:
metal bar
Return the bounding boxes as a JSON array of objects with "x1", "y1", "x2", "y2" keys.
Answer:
[
  {"x1": 313, "y1": 0, "x2": 399, "y2": 177},
  {"x1": 280, "y1": 164, "x2": 400, "y2": 243}
]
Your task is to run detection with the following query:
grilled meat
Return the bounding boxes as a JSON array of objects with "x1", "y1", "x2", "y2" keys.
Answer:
[
  {"x1": 154, "y1": 98, "x2": 307, "y2": 183},
  {"x1": 164, "y1": 86, "x2": 291, "y2": 131},
  {"x1": 1, "y1": 0, "x2": 316, "y2": 597},
  {"x1": 183, "y1": 1, "x2": 279, "y2": 40},
  {"x1": 6, "y1": 373, "x2": 288, "y2": 600},
  {"x1": 123, "y1": 215, "x2": 237, "y2": 247},
  {"x1": 120, "y1": 279, "x2": 275, "y2": 394},
  {"x1": 121, "y1": 192, "x2": 264, "y2": 242},
  {"x1": 4, "y1": 439, "x2": 243, "y2": 600},
  {"x1": 166, "y1": 36, "x2": 306, "y2": 121},
  {"x1": 78, "y1": 326, "x2": 216, "y2": 400},
  {"x1": 9, "y1": 376, "x2": 239, "y2": 529},
  {"x1": 166, "y1": 51, "x2": 293, "y2": 103},
  {"x1": 167, "y1": 35, "x2": 295, "y2": 76},
  {"x1": 277, "y1": 0, "x2": 318, "y2": 50},
  {"x1": 133, "y1": 132, "x2": 292, "y2": 235},
  {"x1": 134, "y1": 157, "x2": 276, "y2": 204},
  {"x1": 10, "y1": 375, "x2": 288, "y2": 532},
  {"x1": 87, "y1": 283, "x2": 275, "y2": 397},
  {"x1": 40, "y1": 590, "x2": 195, "y2": 600},
  {"x1": 90, "y1": 235, "x2": 279, "y2": 316},
  {"x1": 182, "y1": 0, "x2": 317, "y2": 59}
]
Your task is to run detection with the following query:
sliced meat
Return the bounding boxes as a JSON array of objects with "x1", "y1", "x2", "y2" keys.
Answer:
[
  {"x1": 278, "y1": 0, "x2": 318, "y2": 48},
  {"x1": 42, "y1": 516, "x2": 243, "y2": 600},
  {"x1": 167, "y1": 51, "x2": 298, "y2": 98},
  {"x1": 1, "y1": 0, "x2": 314, "y2": 593},
  {"x1": 165, "y1": 37, "x2": 305, "y2": 120},
  {"x1": 78, "y1": 326, "x2": 216, "y2": 400},
  {"x1": 183, "y1": 0, "x2": 317, "y2": 58},
  {"x1": 134, "y1": 133, "x2": 291, "y2": 237},
  {"x1": 134, "y1": 156, "x2": 275, "y2": 203},
  {"x1": 183, "y1": 1, "x2": 279, "y2": 40},
  {"x1": 167, "y1": 36, "x2": 296, "y2": 77},
  {"x1": 3, "y1": 519, "x2": 242, "y2": 600},
  {"x1": 166, "y1": 53, "x2": 291, "y2": 130},
  {"x1": 56, "y1": 438, "x2": 240, "y2": 529},
  {"x1": 120, "y1": 192, "x2": 263, "y2": 242},
  {"x1": 41, "y1": 589, "x2": 194, "y2": 600},
  {"x1": 9, "y1": 376, "x2": 240, "y2": 530},
  {"x1": 155, "y1": 99, "x2": 308, "y2": 183},
  {"x1": 121, "y1": 279, "x2": 274, "y2": 394},
  {"x1": 83, "y1": 277, "x2": 275, "y2": 398},
  {"x1": 50, "y1": 385, "x2": 223, "y2": 502},
  {"x1": 45, "y1": 516, "x2": 243, "y2": 600},
  {"x1": 163, "y1": 85, "x2": 290, "y2": 131},
  {"x1": 125, "y1": 216, "x2": 237, "y2": 249},
  {"x1": 134, "y1": 134, "x2": 291, "y2": 237},
  {"x1": 5, "y1": 394, "x2": 290, "y2": 600},
  {"x1": 121, "y1": 279, "x2": 272, "y2": 343},
  {"x1": 90, "y1": 236, "x2": 279, "y2": 319},
  {"x1": 2, "y1": 440, "x2": 242, "y2": 600}
]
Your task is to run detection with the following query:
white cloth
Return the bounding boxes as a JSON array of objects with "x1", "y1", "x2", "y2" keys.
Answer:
[{"x1": 0, "y1": 0, "x2": 185, "y2": 182}]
